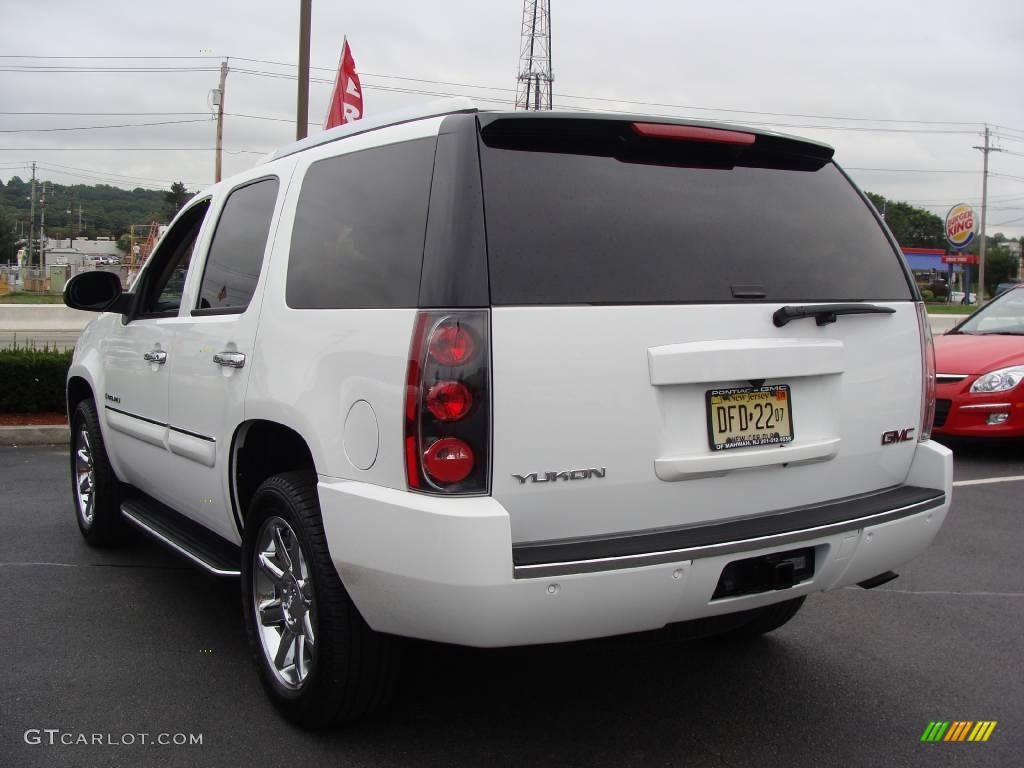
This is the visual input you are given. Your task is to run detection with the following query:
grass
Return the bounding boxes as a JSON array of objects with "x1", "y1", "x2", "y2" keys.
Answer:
[
  {"x1": 925, "y1": 303, "x2": 975, "y2": 315},
  {"x1": 0, "y1": 293, "x2": 65, "y2": 304}
]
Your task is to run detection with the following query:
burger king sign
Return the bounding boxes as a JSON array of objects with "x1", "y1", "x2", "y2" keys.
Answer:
[{"x1": 945, "y1": 203, "x2": 976, "y2": 250}]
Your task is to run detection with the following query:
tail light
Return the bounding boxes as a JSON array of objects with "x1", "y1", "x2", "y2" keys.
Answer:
[
  {"x1": 915, "y1": 301, "x2": 936, "y2": 441},
  {"x1": 405, "y1": 310, "x2": 490, "y2": 493}
]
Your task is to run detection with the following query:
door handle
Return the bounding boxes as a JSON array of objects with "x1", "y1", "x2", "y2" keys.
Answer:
[
  {"x1": 143, "y1": 350, "x2": 167, "y2": 364},
  {"x1": 213, "y1": 351, "x2": 246, "y2": 369}
]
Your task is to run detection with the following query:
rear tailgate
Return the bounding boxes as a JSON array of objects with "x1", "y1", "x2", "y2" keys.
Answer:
[
  {"x1": 491, "y1": 303, "x2": 921, "y2": 543},
  {"x1": 478, "y1": 115, "x2": 922, "y2": 544}
]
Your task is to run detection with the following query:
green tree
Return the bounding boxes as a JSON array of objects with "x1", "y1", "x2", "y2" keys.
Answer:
[
  {"x1": 865, "y1": 192, "x2": 945, "y2": 248},
  {"x1": 1, "y1": 174, "x2": 167, "y2": 237},
  {"x1": 984, "y1": 246, "x2": 1018, "y2": 294},
  {"x1": 0, "y1": 207, "x2": 18, "y2": 264},
  {"x1": 164, "y1": 181, "x2": 192, "y2": 218}
]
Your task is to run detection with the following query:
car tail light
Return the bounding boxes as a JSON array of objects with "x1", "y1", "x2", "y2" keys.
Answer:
[
  {"x1": 405, "y1": 310, "x2": 490, "y2": 493},
  {"x1": 423, "y1": 437, "x2": 475, "y2": 483},
  {"x1": 916, "y1": 301, "x2": 936, "y2": 441},
  {"x1": 428, "y1": 325, "x2": 476, "y2": 366},
  {"x1": 425, "y1": 381, "x2": 473, "y2": 421}
]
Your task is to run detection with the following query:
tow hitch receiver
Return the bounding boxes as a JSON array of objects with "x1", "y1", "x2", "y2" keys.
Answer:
[{"x1": 712, "y1": 547, "x2": 815, "y2": 600}]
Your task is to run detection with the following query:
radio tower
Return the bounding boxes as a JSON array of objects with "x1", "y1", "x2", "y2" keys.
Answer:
[{"x1": 515, "y1": 1, "x2": 553, "y2": 110}]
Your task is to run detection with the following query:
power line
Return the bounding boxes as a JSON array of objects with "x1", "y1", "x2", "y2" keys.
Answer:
[
  {"x1": 844, "y1": 167, "x2": 979, "y2": 174},
  {"x1": 33, "y1": 166, "x2": 202, "y2": 189},
  {"x1": 0, "y1": 66, "x2": 219, "y2": 73},
  {"x1": 0, "y1": 54, "x2": 221, "y2": 59},
  {"x1": 28, "y1": 160, "x2": 202, "y2": 185},
  {"x1": 0, "y1": 118, "x2": 212, "y2": 133},
  {"x1": 229, "y1": 55, "x2": 1019, "y2": 129},
  {"x1": 0, "y1": 147, "x2": 266, "y2": 154},
  {"x1": 0, "y1": 111, "x2": 211, "y2": 116},
  {"x1": 4, "y1": 54, "x2": 1021, "y2": 134}
]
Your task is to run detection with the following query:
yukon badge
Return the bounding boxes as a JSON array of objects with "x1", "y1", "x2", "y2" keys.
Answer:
[
  {"x1": 513, "y1": 468, "x2": 606, "y2": 484},
  {"x1": 881, "y1": 427, "x2": 915, "y2": 445}
]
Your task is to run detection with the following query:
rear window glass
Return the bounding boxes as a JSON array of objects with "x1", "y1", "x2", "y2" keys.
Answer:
[
  {"x1": 479, "y1": 119, "x2": 912, "y2": 305},
  {"x1": 287, "y1": 137, "x2": 436, "y2": 309}
]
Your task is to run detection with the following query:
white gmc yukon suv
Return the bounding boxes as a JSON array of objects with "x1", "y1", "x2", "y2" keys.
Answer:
[{"x1": 64, "y1": 98, "x2": 952, "y2": 728}]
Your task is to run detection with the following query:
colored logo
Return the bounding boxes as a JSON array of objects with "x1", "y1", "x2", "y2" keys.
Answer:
[
  {"x1": 921, "y1": 721, "x2": 997, "y2": 742},
  {"x1": 945, "y1": 203, "x2": 976, "y2": 250}
]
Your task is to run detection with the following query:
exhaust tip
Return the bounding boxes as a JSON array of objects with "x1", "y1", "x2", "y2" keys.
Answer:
[{"x1": 857, "y1": 570, "x2": 899, "y2": 590}]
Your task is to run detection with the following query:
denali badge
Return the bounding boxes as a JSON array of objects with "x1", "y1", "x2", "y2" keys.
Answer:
[
  {"x1": 513, "y1": 468, "x2": 606, "y2": 484},
  {"x1": 881, "y1": 428, "x2": 915, "y2": 445}
]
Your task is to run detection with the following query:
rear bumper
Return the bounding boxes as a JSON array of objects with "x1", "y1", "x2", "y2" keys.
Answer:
[{"x1": 319, "y1": 441, "x2": 952, "y2": 647}]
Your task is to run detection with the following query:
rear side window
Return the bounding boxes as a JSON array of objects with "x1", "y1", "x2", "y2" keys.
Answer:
[
  {"x1": 287, "y1": 137, "x2": 436, "y2": 309},
  {"x1": 196, "y1": 177, "x2": 279, "y2": 313},
  {"x1": 479, "y1": 118, "x2": 913, "y2": 305}
]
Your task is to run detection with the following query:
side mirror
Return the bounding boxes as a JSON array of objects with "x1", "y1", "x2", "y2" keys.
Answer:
[{"x1": 63, "y1": 271, "x2": 131, "y2": 313}]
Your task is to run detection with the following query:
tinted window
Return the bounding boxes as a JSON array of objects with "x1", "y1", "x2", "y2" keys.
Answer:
[
  {"x1": 287, "y1": 138, "x2": 435, "y2": 309},
  {"x1": 196, "y1": 178, "x2": 279, "y2": 313},
  {"x1": 479, "y1": 118, "x2": 913, "y2": 305},
  {"x1": 138, "y1": 200, "x2": 210, "y2": 316}
]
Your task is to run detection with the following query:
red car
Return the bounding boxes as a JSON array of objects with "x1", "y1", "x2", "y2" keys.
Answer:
[{"x1": 933, "y1": 285, "x2": 1024, "y2": 437}]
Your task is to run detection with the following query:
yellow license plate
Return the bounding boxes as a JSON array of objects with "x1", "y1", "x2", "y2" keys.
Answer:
[{"x1": 706, "y1": 385, "x2": 794, "y2": 452}]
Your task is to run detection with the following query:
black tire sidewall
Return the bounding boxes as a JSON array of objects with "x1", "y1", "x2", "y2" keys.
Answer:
[
  {"x1": 69, "y1": 399, "x2": 123, "y2": 544},
  {"x1": 240, "y1": 472, "x2": 401, "y2": 728},
  {"x1": 241, "y1": 474, "x2": 353, "y2": 721},
  {"x1": 242, "y1": 497, "x2": 319, "y2": 704}
]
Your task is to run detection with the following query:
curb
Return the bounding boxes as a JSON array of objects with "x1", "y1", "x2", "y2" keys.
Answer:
[{"x1": 0, "y1": 425, "x2": 70, "y2": 446}]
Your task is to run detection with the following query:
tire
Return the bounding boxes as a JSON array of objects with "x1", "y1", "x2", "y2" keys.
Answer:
[
  {"x1": 241, "y1": 471, "x2": 402, "y2": 728},
  {"x1": 69, "y1": 399, "x2": 126, "y2": 546},
  {"x1": 728, "y1": 596, "x2": 806, "y2": 638}
]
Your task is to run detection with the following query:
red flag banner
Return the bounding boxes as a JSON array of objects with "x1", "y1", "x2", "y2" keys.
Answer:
[{"x1": 325, "y1": 38, "x2": 363, "y2": 129}]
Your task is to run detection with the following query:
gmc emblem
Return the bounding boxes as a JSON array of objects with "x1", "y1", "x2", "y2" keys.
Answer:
[{"x1": 881, "y1": 428, "x2": 915, "y2": 445}]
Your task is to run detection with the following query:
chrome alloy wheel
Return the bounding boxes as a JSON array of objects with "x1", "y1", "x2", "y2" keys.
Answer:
[
  {"x1": 252, "y1": 516, "x2": 316, "y2": 690},
  {"x1": 74, "y1": 426, "x2": 96, "y2": 526}
]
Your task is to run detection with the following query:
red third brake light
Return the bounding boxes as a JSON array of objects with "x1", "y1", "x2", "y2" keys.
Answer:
[{"x1": 631, "y1": 122, "x2": 756, "y2": 146}]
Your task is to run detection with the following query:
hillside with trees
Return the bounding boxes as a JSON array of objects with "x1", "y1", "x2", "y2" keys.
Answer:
[{"x1": 0, "y1": 175, "x2": 194, "y2": 246}]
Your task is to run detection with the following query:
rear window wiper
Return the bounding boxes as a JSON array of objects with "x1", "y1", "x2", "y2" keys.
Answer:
[{"x1": 772, "y1": 303, "x2": 896, "y2": 328}]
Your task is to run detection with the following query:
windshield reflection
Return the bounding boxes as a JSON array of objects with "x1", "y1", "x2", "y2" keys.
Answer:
[{"x1": 956, "y1": 288, "x2": 1024, "y2": 335}]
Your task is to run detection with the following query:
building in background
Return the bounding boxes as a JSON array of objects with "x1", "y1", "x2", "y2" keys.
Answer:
[{"x1": 44, "y1": 237, "x2": 121, "y2": 268}]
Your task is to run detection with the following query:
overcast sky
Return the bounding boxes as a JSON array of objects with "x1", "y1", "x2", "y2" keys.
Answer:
[{"x1": 2, "y1": 0, "x2": 1023, "y2": 237}]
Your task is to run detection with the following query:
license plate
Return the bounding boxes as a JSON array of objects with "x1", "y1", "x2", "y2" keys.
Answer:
[{"x1": 706, "y1": 384, "x2": 794, "y2": 452}]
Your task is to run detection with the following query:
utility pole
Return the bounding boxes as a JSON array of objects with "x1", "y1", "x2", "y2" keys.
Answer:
[
  {"x1": 974, "y1": 125, "x2": 1004, "y2": 302},
  {"x1": 28, "y1": 162, "x2": 36, "y2": 271},
  {"x1": 66, "y1": 190, "x2": 75, "y2": 244},
  {"x1": 296, "y1": 0, "x2": 312, "y2": 140},
  {"x1": 214, "y1": 59, "x2": 229, "y2": 183},
  {"x1": 39, "y1": 182, "x2": 48, "y2": 275}
]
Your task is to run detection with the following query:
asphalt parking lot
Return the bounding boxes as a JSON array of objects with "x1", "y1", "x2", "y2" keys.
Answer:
[{"x1": 1, "y1": 442, "x2": 1021, "y2": 768}]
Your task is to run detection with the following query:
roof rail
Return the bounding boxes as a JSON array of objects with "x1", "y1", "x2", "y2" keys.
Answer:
[{"x1": 261, "y1": 97, "x2": 478, "y2": 163}]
